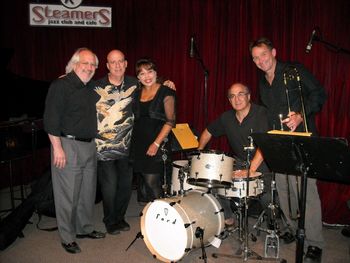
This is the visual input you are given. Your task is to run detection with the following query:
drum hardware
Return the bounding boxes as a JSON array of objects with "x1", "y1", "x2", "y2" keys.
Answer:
[
  {"x1": 195, "y1": 227, "x2": 208, "y2": 263},
  {"x1": 212, "y1": 136, "x2": 264, "y2": 261},
  {"x1": 177, "y1": 166, "x2": 186, "y2": 195},
  {"x1": 213, "y1": 136, "x2": 286, "y2": 262},
  {"x1": 171, "y1": 160, "x2": 207, "y2": 195},
  {"x1": 253, "y1": 173, "x2": 289, "y2": 261},
  {"x1": 160, "y1": 137, "x2": 169, "y2": 197},
  {"x1": 125, "y1": 231, "x2": 143, "y2": 252}
]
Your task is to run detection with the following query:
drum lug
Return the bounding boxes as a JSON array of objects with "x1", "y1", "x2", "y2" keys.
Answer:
[
  {"x1": 215, "y1": 208, "x2": 224, "y2": 214},
  {"x1": 184, "y1": 221, "x2": 196, "y2": 228}
]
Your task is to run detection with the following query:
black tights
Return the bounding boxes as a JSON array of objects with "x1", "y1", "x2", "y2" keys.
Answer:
[{"x1": 136, "y1": 172, "x2": 163, "y2": 202}]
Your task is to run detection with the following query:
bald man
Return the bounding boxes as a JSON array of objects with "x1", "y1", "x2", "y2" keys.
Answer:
[
  {"x1": 94, "y1": 50, "x2": 175, "y2": 235},
  {"x1": 198, "y1": 83, "x2": 270, "y2": 226}
]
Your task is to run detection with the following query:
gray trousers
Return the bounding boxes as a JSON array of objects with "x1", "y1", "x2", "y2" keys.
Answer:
[
  {"x1": 51, "y1": 138, "x2": 97, "y2": 244},
  {"x1": 275, "y1": 173, "x2": 324, "y2": 249}
]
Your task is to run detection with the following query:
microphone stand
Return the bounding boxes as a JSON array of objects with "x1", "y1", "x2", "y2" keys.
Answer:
[
  {"x1": 313, "y1": 36, "x2": 350, "y2": 55},
  {"x1": 191, "y1": 43, "x2": 209, "y2": 125}
]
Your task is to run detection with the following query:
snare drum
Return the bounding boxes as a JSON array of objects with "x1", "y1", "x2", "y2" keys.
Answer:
[
  {"x1": 171, "y1": 160, "x2": 206, "y2": 195},
  {"x1": 188, "y1": 150, "x2": 234, "y2": 188},
  {"x1": 140, "y1": 190, "x2": 224, "y2": 262},
  {"x1": 217, "y1": 172, "x2": 264, "y2": 198}
]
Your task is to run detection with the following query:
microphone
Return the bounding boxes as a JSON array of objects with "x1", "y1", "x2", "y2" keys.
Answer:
[
  {"x1": 306, "y1": 29, "x2": 316, "y2": 53},
  {"x1": 189, "y1": 36, "x2": 195, "y2": 58}
]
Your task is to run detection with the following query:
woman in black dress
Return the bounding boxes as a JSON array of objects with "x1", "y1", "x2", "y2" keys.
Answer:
[{"x1": 132, "y1": 58, "x2": 176, "y2": 202}]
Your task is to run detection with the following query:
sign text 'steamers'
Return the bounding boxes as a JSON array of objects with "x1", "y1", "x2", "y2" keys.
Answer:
[{"x1": 29, "y1": 4, "x2": 112, "y2": 28}]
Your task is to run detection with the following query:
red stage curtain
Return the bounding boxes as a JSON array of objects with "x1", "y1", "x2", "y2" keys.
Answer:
[{"x1": 2, "y1": 0, "x2": 350, "y2": 224}]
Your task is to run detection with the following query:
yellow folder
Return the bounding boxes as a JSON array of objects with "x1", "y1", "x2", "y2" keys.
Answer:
[{"x1": 171, "y1": 123, "x2": 199, "y2": 149}]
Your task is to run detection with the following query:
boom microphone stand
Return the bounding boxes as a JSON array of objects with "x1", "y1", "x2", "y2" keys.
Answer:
[
  {"x1": 189, "y1": 36, "x2": 209, "y2": 125},
  {"x1": 307, "y1": 28, "x2": 350, "y2": 55}
]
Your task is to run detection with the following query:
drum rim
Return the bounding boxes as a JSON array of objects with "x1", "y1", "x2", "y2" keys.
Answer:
[
  {"x1": 187, "y1": 178, "x2": 232, "y2": 188},
  {"x1": 172, "y1": 159, "x2": 189, "y2": 169},
  {"x1": 232, "y1": 171, "x2": 262, "y2": 181},
  {"x1": 187, "y1": 149, "x2": 233, "y2": 157}
]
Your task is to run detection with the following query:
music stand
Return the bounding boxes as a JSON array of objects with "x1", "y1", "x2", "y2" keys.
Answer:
[{"x1": 251, "y1": 133, "x2": 350, "y2": 263}]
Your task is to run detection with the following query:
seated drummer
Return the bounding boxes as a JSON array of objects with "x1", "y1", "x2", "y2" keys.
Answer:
[{"x1": 198, "y1": 82, "x2": 271, "y2": 227}]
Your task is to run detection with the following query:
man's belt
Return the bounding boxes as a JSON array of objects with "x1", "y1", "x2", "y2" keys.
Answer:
[{"x1": 61, "y1": 133, "x2": 93, "y2": 142}]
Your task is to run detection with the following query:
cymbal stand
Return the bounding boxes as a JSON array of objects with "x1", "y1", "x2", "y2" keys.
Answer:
[{"x1": 161, "y1": 138, "x2": 169, "y2": 197}]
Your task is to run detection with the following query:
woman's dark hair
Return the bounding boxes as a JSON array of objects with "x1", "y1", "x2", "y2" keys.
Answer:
[{"x1": 135, "y1": 58, "x2": 158, "y2": 76}]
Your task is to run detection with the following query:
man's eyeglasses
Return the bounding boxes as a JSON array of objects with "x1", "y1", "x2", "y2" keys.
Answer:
[
  {"x1": 80, "y1": 62, "x2": 98, "y2": 68},
  {"x1": 228, "y1": 92, "x2": 249, "y2": 99}
]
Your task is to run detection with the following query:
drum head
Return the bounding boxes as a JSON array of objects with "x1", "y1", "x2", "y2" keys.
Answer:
[
  {"x1": 140, "y1": 199, "x2": 190, "y2": 262},
  {"x1": 140, "y1": 190, "x2": 224, "y2": 262}
]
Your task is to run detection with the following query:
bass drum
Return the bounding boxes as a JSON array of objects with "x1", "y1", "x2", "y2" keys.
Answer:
[{"x1": 140, "y1": 190, "x2": 224, "y2": 262}]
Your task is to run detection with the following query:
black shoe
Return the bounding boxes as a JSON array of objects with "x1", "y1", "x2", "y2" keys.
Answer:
[
  {"x1": 280, "y1": 231, "x2": 295, "y2": 244},
  {"x1": 304, "y1": 246, "x2": 322, "y2": 263},
  {"x1": 115, "y1": 220, "x2": 130, "y2": 231},
  {"x1": 106, "y1": 225, "x2": 121, "y2": 235},
  {"x1": 61, "y1": 242, "x2": 81, "y2": 254},
  {"x1": 76, "y1": 230, "x2": 106, "y2": 239},
  {"x1": 341, "y1": 226, "x2": 350, "y2": 237}
]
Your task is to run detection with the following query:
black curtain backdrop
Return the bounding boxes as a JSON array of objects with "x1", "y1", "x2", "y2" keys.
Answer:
[{"x1": 1, "y1": 0, "x2": 350, "y2": 224}]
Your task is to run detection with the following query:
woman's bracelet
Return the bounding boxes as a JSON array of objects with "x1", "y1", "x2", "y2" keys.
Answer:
[{"x1": 153, "y1": 141, "x2": 160, "y2": 147}]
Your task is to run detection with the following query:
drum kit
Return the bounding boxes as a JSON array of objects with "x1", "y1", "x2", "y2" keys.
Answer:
[{"x1": 136, "y1": 149, "x2": 280, "y2": 263}]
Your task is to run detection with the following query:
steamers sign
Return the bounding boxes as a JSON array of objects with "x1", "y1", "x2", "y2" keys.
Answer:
[{"x1": 29, "y1": 0, "x2": 112, "y2": 28}]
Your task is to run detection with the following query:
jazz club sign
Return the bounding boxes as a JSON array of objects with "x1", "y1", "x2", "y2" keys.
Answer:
[{"x1": 29, "y1": 0, "x2": 112, "y2": 28}]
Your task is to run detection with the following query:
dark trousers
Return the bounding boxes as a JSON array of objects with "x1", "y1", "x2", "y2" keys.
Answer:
[
  {"x1": 136, "y1": 172, "x2": 163, "y2": 202},
  {"x1": 97, "y1": 159, "x2": 133, "y2": 229}
]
